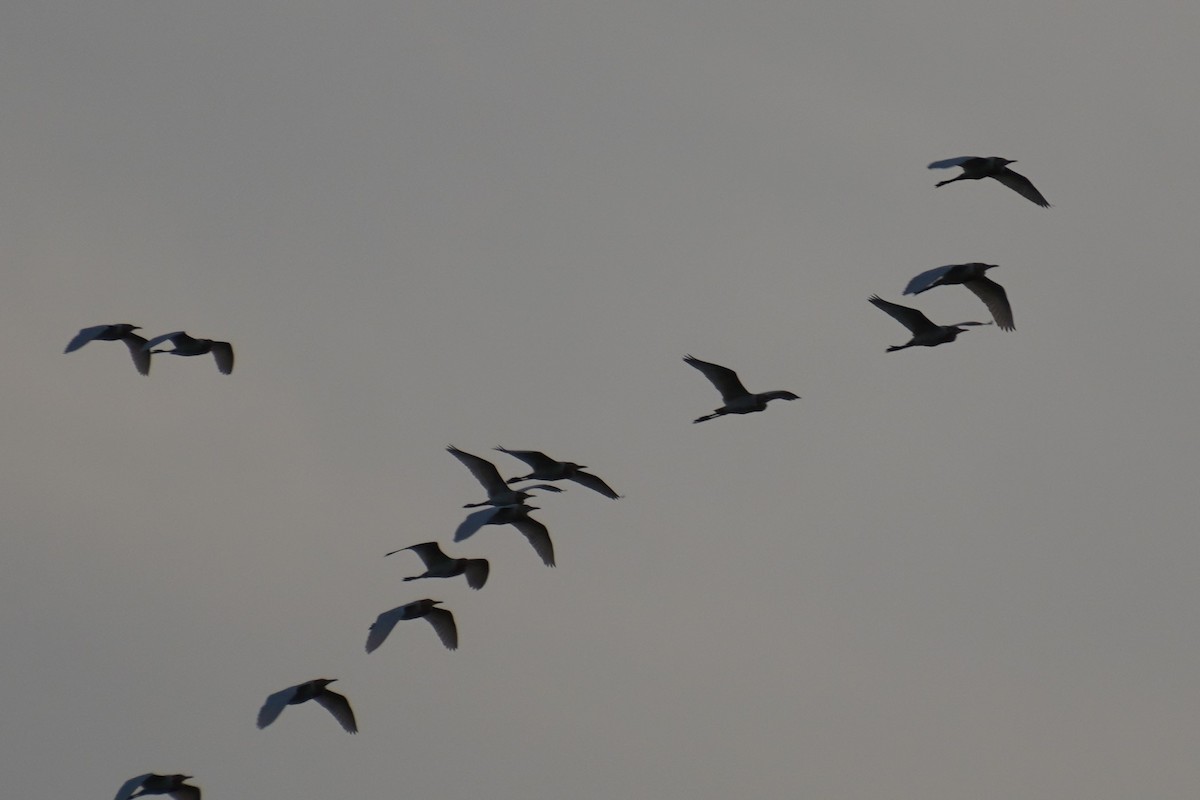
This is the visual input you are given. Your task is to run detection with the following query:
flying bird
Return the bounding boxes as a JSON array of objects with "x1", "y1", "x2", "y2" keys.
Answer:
[
  {"x1": 142, "y1": 331, "x2": 234, "y2": 374},
  {"x1": 113, "y1": 773, "x2": 200, "y2": 800},
  {"x1": 683, "y1": 355, "x2": 800, "y2": 423},
  {"x1": 869, "y1": 295, "x2": 991, "y2": 352},
  {"x1": 928, "y1": 156, "x2": 1051, "y2": 207},
  {"x1": 65, "y1": 324, "x2": 151, "y2": 376},
  {"x1": 384, "y1": 541, "x2": 490, "y2": 590},
  {"x1": 454, "y1": 504, "x2": 555, "y2": 567},
  {"x1": 903, "y1": 263, "x2": 1014, "y2": 331},
  {"x1": 366, "y1": 599, "x2": 458, "y2": 653},
  {"x1": 257, "y1": 678, "x2": 357, "y2": 734},
  {"x1": 446, "y1": 445, "x2": 562, "y2": 507},
  {"x1": 495, "y1": 447, "x2": 622, "y2": 499}
]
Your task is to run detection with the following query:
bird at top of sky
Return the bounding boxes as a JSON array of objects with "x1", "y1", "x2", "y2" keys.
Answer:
[
  {"x1": 112, "y1": 773, "x2": 200, "y2": 800},
  {"x1": 454, "y1": 504, "x2": 555, "y2": 567},
  {"x1": 446, "y1": 445, "x2": 563, "y2": 507},
  {"x1": 903, "y1": 263, "x2": 1014, "y2": 331},
  {"x1": 257, "y1": 678, "x2": 357, "y2": 734},
  {"x1": 142, "y1": 331, "x2": 234, "y2": 374},
  {"x1": 384, "y1": 541, "x2": 490, "y2": 590},
  {"x1": 495, "y1": 446, "x2": 622, "y2": 499},
  {"x1": 869, "y1": 295, "x2": 992, "y2": 352},
  {"x1": 65, "y1": 324, "x2": 151, "y2": 376},
  {"x1": 928, "y1": 156, "x2": 1051, "y2": 207},
  {"x1": 682, "y1": 355, "x2": 800, "y2": 424},
  {"x1": 366, "y1": 598, "x2": 458, "y2": 653}
]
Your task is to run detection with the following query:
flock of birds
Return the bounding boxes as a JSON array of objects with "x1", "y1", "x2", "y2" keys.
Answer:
[{"x1": 97, "y1": 154, "x2": 1047, "y2": 800}]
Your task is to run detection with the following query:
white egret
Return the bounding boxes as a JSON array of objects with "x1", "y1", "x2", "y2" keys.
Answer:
[
  {"x1": 384, "y1": 541, "x2": 490, "y2": 590},
  {"x1": 446, "y1": 445, "x2": 562, "y2": 507},
  {"x1": 928, "y1": 156, "x2": 1051, "y2": 207},
  {"x1": 903, "y1": 263, "x2": 1014, "y2": 331},
  {"x1": 113, "y1": 773, "x2": 200, "y2": 800},
  {"x1": 366, "y1": 599, "x2": 458, "y2": 653},
  {"x1": 142, "y1": 331, "x2": 234, "y2": 374},
  {"x1": 257, "y1": 678, "x2": 357, "y2": 734},
  {"x1": 65, "y1": 324, "x2": 150, "y2": 376},
  {"x1": 683, "y1": 355, "x2": 799, "y2": 423},
  {"x1": 869, "y1": 295, "x2": 991, "y2": 351},
  {"x1": 454, "y1": 504, "x2": 555, "y2": 567},
  {"x1": 495, "y1": 447, "x2": 622, "y2": 499}
]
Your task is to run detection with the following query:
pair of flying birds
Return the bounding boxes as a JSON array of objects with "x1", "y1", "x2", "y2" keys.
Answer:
[{"x1": 65, "y1": 324, "x2": 233, "y2": 375}]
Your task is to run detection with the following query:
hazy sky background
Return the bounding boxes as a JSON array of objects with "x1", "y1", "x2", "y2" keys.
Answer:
[{"x1": 4, "y1": 2, "x2": 1199, "y2": 798}]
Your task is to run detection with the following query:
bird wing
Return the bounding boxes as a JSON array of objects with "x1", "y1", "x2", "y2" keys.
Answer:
[
  {"x1": 494, "y1": 447, "x2": 557, "y2": 472},
  {"x1": 142, "y1": 331, "x2": 187, "y2": 350},
  {"x1": 570, "y1": 471, "x2": 621, "y2": 499},
  {"x1": 168, "y1": 785, "x2": 201, "y2": 800},
  {"x1": 210, "y1": 341, "x2": 234, "y2": 374},
  {"x1": 257, "y1": 685, "x2": 299, "y2": 729},
  {"x1": 992, "y1": 167, "x2": 1051, "y2": 207},
  {"x1": 114, "y1": 774, "x2": 153, "y2": 800},
  {"x1": 314, "y1": 688, "x2": 358, "y2": 733},
  {"x1": 65, "y1": 325, "x2": 113, "y2": 353},
  {"x1": 424, "y1": 607, "x2": 459, "y2": 650},
  {"x1": 365, "y1": 606, "x2": 407, "y2": 653},
  {"x1": 512, "y1": 516, "x2": 556, "y2": 567},
  {"x1": 869, "y1": 296, "x2": 937, "y2": 334},
  {"x1": 392, "y1": 541, "x2": 446, "y2": 567},
  {"x1": 927, "y1": 156, "x2": 976, "y2": 170},
  {"x1": 683, "y1": 355, "x2": 750, "y2": 401},
  {"x1": 965, "y1": 277, "x2": 1015, "y2": 331},
  {"x1": 902, "y1": 265, "x2": 957, "y2": 295},
  {"x1": 464, "y1": 559, "x2": 490, "y2": 590},
  {"x1": 120, "y1": 333, "x2": 152, "y2": 375},
  {"x1": 454, "y1": 507, "x2": 500, "y2": 542},
  {"x1": 446, "y1": 446, "x2": 507, "y2": 494}
]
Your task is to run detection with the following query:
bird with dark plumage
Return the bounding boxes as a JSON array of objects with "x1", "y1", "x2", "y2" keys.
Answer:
[
  {"x1": 366, "y1": 598, "x2": 458, "y2": 653},
  {"x1": 454, "y1": 504, "x2": 555, "y2": 567},
  {"x1": 928, "y1": 156, "x2": 1051, "y2": 207},
  {"x1": 446, "y1": 445, "x2": 562, "y2": 507},
  {"x1": 495, "y1": 446, "x2": 622, "y2": 499},
  {"x1": 113, "y1": 773, "x2": 200, "y2": 800},
  {"x1": 683, "y1": 355, "x2": 799, "y2": 423},
  {"x1": 257, "y1": 678, "x2": 358, "y2": 733},
  {"x1": 142, "y1": 331, "x2": 234, "y2": 374},
  {"x1": 65, "y1": 324, "x2": 151, "y2": 376},
  {"x1": 869, "y1": 295, "x2": 991, "y2": 351},
  {"x1": 903, "y1": 263, "x2": 1014, "y2": 331},
  {"x1": 385, "y1": 541, "x2": 490, "y2": 590}
]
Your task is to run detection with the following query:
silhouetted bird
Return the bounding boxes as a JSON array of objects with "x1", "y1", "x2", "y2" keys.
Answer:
[
  {"x1": 113, "y1": 773, "x2": 200, "y2": 800},
  {"x1": 257, "y1": 678, "x2": 357, "y2": 733},
  {"x1": 903, "y1": 263, "x2": 1014, "y2": 331},
  {"x1": 447, "y1": 445, "x2": 562, "y2": 507},
  {"x1": 869, "y1": 295, "x2": 991, "y2": 351},
  {"x1": 385, "y1": 541, "x2": 489, "y2": 590},
  {"x1": 142, "y1": 331, "x2": 234, "y2": 374},
  {"x1": 928, "y1": 156, "x2": 1051, "y2": 207},
  {"x1": 366, "y1": 599, "x2": 458, "y2": 653},
  {"x1": 454, "y1": 504, "x2": 555, "y2": 567},
  {"x1": 65, "y1": 324, "x2": 150, "y2": 376},
  {"x1": 683, "y1": 355, "x2": 800, "y2": 423},
  {"x1": 495, "y1": 447, "x2": 622, "y2": 499}
]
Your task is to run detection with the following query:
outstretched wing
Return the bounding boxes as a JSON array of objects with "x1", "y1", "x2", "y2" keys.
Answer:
[
  {"x1": 114, "y1": 774, "x2": 153, "y2": 800},
  {"x1": 965, "y1": 277, "x2": 1015, "y2": 331},
  {"x1": 869, "y1": 296, "x2": 937, "y2": 335},
  {"x1": 992, "y1": 167, "x2": 1051, "y2": 207},
  {"x1": 65, "y1": 325, "x2": 112, "y2": 353},
  {"x1": 454, "y1": 507, "x2": 500, "y2": 542},
  {"x1": 570, "y1": 471, "x2": 621, "y2": 499},
  {"x1": 257, "y1": 684, "x2": 299, "y2": 729},
  {"x1": 142, "y1": 331, "x2": 187, "y2": 350},
  {"x1": 513, "y1": 516, "x2": 556, "y2": 567},
  {"x1": 903, "y1": 265, "x2": 957, "y2": 295},
  {"x1": 683, "y1": 355, "x2": 750, "y2": 401},
  {"x1": 168, "y1": 784, "x2": 201, "y2": 800},
  {"x1": 494, "y1": 447, "x2": 557, "y2": 472},
  {"x1": 464, "y1": 559, "x2": 490, "y2": 590},
  {"x1": 424, "y1": 607, "x2": 459, "y2": 650},
  {"x1": 391, "y1": 541, "x2": 446, "y2": 567},
  {"x1": 446, "y1": 446, "x2": 507, "y2": 494},
  {"x1": 365, "y1": 606, "x2": 407, "y2": 653},
  {"x1": 120, "y1": 333, "x2": 152, "y2": 375},
  {"x1": 314, "y1": 688, "x2": 358, "y2": 733},
  {"x1": 927, "y1": 156, "x2": 976, "y2": 170},
  {"x1": 210, "y1": 341, "x2": 235, "y2": 374}
]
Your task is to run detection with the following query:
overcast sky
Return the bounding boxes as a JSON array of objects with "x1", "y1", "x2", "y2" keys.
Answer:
[{"x1": 4, "y1": 2, "x2": 1200, "y2": 798}]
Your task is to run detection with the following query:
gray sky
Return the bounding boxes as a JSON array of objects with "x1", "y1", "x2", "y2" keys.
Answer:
[{"x1": 4, "y1": 2, "x2": 1199, "y2": 798}]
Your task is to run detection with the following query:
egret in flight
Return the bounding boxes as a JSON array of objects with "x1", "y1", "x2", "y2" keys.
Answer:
[
  {"x1": 112, "y1": 773, "x2": 200, "y2": 800},
  {"x1": 683, "y1": 355, "x2": 799, "y2": 423},
  {"x1": 366, "y1": 599, "x2": 458, "y2": 653},
  {"x1": 142, "y1": 331, "x2": 234, "y2": 374},
  {"x1": 65, "y1": 324, "x2": 150, "y2": 376},
  {"x1": 928, "y1": 156, "x2": 1050, "y2": 207},
  {"x1": 869, "y1": 295, "x2": 991, "y2": 351},
  {"x1": 447, "y1": 445, "x2": 562, "y2": 507},
  {"x1": 257, "y1": 678, "x2": 357, "y2": 734},
  {"x1": 384, "y1": 541, "x2": 490, "y2": 590},
  {"x1": 903, "y1": 263, "x2": 1014, "y2": 331},
  {"x1": 495, "y1": 447, "x2": 622, "y2": 499}
]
